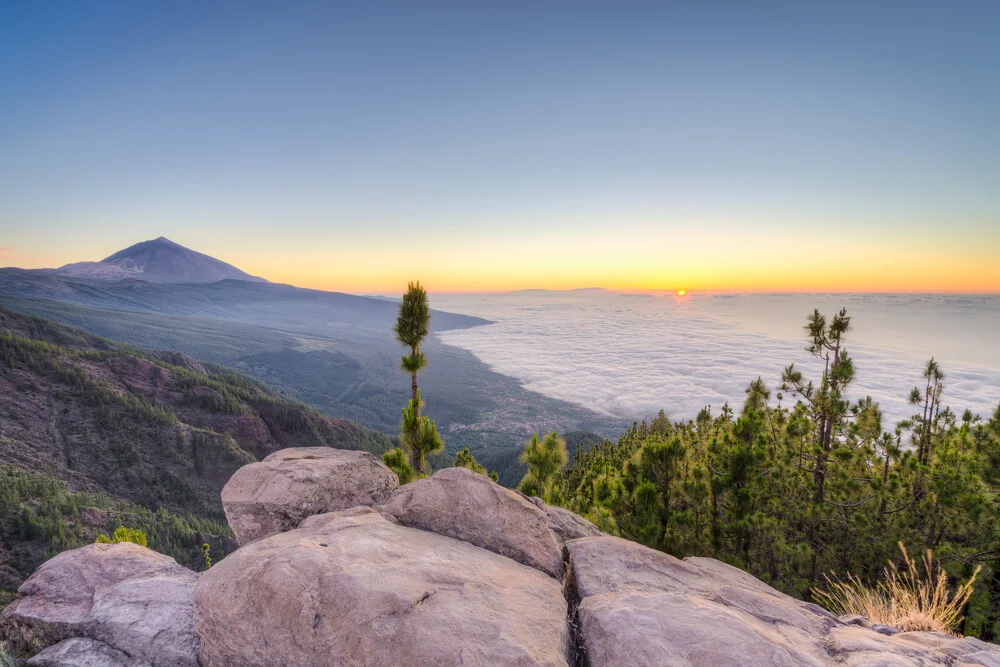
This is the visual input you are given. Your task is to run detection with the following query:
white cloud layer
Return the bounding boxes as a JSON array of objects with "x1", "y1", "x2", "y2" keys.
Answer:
[{"x1": 435, "y1": 292, "x2": 1000, "y2": 426}]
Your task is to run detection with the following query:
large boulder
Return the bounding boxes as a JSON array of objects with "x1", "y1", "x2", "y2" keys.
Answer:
[
  {"x1": 567, "y1": 537, "x2": 1000, "y2": 666},
  {"x1": 194, "y1": 507, "x2": 571, "y2": 666},
  {"x1": 1, "y1": 542, "x2": 199, "y2": 667},
  {"x1": 383, "y1": 467, "x2": 565, "y2": 578},
  {"x1": 221, "y1": 447, "x2": 397, "y2": 545}
]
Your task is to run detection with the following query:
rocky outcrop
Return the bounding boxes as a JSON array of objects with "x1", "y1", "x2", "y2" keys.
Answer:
[
  {"x1": 162, "y1": 351, "x2": 207, "y2": 375},
  {"x1": 26, "y1": 637, "x2": 148, "y2": 667},
  {"x1": 6, "y1": 452, "x2": 1000, "y2": 667},
  {"x1": 568, "y1": 536, "x2": 1000, "y2": 666},
  {"x1": 1, "y1": 543, "x2": 198, "y2": 667},
  {"x1": 221, "y1": 447, "x2": 397, "y2": 544},
  {"x1": 383, "y1": 466, "x2": 565, "y2": 577},
  {"x1": 193, "y1": 507, "x2": 570, "y2": 666}
]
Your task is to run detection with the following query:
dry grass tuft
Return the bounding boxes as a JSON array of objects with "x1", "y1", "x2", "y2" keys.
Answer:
[
  {"x1": 0, "y1": 641, "x2": 23, "y2": 667},
  {"x1": 813, "y1": 542, "x2": 980, "y2": 635}
]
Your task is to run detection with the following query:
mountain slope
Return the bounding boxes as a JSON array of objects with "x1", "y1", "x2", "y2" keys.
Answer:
[
  {"x1": 0, "y1": 269, "x2": 489, "y2": 333},
  {"x1": 53, "y1": 237, "x2": 266, "y2": 284},
  {"x1": 0, "y1": 308, "x2": 394, "y2": 601},
  {"x1": 0, "y1": 238, "x2": 621, "y2": 487}
]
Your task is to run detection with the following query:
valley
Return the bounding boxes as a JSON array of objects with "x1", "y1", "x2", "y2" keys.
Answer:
[{"x1": 0, "y1": 239, "x2": 627, "y2": 486}]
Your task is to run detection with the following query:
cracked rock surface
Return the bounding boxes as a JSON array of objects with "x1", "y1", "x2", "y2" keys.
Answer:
[
  {"x1": 193, "y1": 506, "x2": 570, "y2": 666},
  {"x1": 383, "y1": 466, "x2": 565, "y2": 577},
  {"x1": 0, "y1": 543, "x2": 199, "y2": 667},
  {"x1": 567, "y1": 536, "x2": 1000, "y2": 666},
  {"x1": 221, "y1": 447, "x2": 398, "y2": 545}
]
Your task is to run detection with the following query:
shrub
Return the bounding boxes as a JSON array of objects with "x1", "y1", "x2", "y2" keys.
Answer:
[
  {"x1": 813, "y1": 542, "x2": 980, "y2": 635},
  {"x1": 95, "y1": 526, "x2": 148, "y2": 547},
  {"x1": 382, "y1": 448, "x2": 415, "y2": 484}
]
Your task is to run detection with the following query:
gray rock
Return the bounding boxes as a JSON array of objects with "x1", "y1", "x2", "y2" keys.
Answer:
[
  {"x1": 566, "y1": 536, "x2": 1000, "y2": 667},
  {"x1": 544, "y1": 505, "x2": 602, "y2": 544},
  {"x1": 194, "y1": 507, "x2": 570, "y2": 667},
  {"x1": 871, "y1": 624, "x2": 900, "y2": 636},
  {"x1": 221, "y1": 447, "x2": 397, "y2": 545},
  {"x1": 1, "y1": 543, "x2": 198, "y2": 667},
  {"x1": 839, "y1": 614, "x2": 873, "y2": 627},
  {"x1": 27, "y1": 638, "x2": 150, "y2": 667},
  {"x1": 383, "y1": 466, "x2": 565, "y2": 578},
  {"x1": 577, "y1": 591, "x2": 825, "y2": 666},
  {"x1": 522, "y1": 496, "x2": 603, "y2": 545}
]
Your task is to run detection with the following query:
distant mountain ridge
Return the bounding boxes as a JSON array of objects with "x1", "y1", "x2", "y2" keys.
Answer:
[{"x1": 51, "y1": 236, "x2": 266, "y2": 284}]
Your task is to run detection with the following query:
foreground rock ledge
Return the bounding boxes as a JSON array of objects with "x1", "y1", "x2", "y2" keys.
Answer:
[
  {"x1": 221, "y1": 447, "x2": 398, "y2": 545},
  {"x1": 194, "y1": 507, "x2": 571, "y2": 666},
  {"x1": 1, "y1": 543, "x2": 199, "y2": 667},
  {"x1": 567, "y1": 536, "x2": 1000, "y2": 667},
  {"x1": 6, "y1": 448, "x2": 1000, "y2": 667}
]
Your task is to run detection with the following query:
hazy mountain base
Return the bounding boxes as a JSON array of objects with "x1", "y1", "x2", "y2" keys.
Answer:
[
  {"x1": 0, "y1": 307, "x2": 394, "y2": 602},
  {"x1": 0, "y1": 290, "x2": 626, "y2": 484}
]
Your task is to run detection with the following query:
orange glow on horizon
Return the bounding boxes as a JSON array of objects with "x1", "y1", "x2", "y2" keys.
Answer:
[{"x1": 8, "y1": 223, "x2": 1000, "y2": 296}]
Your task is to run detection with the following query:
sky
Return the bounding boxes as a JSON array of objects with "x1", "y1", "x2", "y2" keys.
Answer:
[{"x1": 1, "y1": 1, "x2": 998, "y2": 293}]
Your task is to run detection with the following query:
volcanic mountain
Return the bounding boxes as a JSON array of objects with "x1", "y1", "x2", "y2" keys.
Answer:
[{"x1": 53, "y1": 237, "x2": 266, "y2": 284}]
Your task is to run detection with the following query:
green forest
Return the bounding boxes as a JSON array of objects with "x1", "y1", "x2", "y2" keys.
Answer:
[{"x1": 539, "y1": 309, "x2": 1000, "y2": 639}]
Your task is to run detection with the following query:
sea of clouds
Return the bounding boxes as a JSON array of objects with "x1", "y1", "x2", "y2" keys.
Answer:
[{"x1": 433, "y1": 292, "x2": 1000, "y2": 427}]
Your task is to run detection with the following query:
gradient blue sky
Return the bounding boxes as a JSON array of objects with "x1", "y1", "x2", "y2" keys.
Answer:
[{"x1": 1, "y1": 2, "x2": 998, "y2": 292}]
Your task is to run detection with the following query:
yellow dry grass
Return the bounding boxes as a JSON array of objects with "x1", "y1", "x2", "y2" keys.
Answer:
[{"x1": 813, "y1": 542, "x2": 980, "y2": 635}]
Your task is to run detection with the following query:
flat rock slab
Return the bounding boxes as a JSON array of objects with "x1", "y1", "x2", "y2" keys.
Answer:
[
  {"x1": 383, "y1": 467, "x2": 565, "y2": 577},
  {"x1": 221, "y1": 447, "x2": 397, "y2": 545},
  {"x1": 27, "y1": 637, "x2": 150, "y2": 667},
  {"x1": 566, "y1": 537, "x2": 1000, "y2": 667},
  {"x1": 1, "y1": 543, "x2": 199, "y2": 667},
  {"x1": 194, "y1": 507, "x2": 570, "y2": 666}
]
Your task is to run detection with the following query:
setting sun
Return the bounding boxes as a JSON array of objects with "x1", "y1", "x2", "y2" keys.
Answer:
[{"x1": 677, "y1": 289, "x2": 687, "y2": 296}]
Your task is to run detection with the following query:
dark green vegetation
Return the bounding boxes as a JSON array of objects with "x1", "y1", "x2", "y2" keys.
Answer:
[
  {"x1": 547, "y1": 310, "x2": 1000, "y2": 639},
  {"x1": 0, "y1": 270, "x2": 623, "y2": 484},
  {"x1": 517, "y1": 432, "x2": 569, "y2": 498},
  {"x1": 0, "y1": 307, "x2": 392, "y2": 603},
  {"x1": 393, "y1": 282, "x2": 444, "y2": 476}
]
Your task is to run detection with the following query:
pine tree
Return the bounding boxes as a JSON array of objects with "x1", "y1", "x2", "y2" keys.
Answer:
[
  {"x1": 518, "y1": 432, "x2": 568, "y2": 500},
  {"x1": 394, "y1": 281, "x2": 430, "y2": 421},
  {"x1": 398, "y1": 390, "x2": 444, "y2": 477},
  {"x1": 454, "y1": 446, "x2": 497, "y2": 480},
  {"x1": 392, "y1": 282, "x2": 442, "y2": 475}
]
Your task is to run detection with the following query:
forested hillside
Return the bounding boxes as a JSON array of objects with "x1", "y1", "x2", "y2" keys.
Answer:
[
  {"x1": 0, "y1": 308, "x2": 393, "y2": 603},
  {"x1": 547, "y1": 310, "x2": 1000, "y2": 639},
  {"x1": 0, "y1": 271, "x2": 625, "y2": 486}
]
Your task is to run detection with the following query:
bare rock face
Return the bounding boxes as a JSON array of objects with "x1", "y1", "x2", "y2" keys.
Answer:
[
  {"x1": 567, "y1": 537, "x2": 1000, "y2": 667},
  {"x1": 221, "y1": 447, "x2": 397, "y2": 545},
  {"x1": 164, "y1": 352, "x2": 207, "y2": 375},
  {"x1": 194, "y1": 507, "x2": 570, "y2": 667},
  {"x1": 544, "y1": 505, "x2": 603, "y2": 544},
  {"x1": 1, "y1": 543, "x2": 198, "y2": 667},
  {"x1": 383, "y1": 467, "x2": 565, "y2": 578},
  {"x1": 26, "y1": 637, "x2": 149, "y2": 667},
  {"x1": 523, "y1": 495, "x2": 603, "y2": 545}
]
